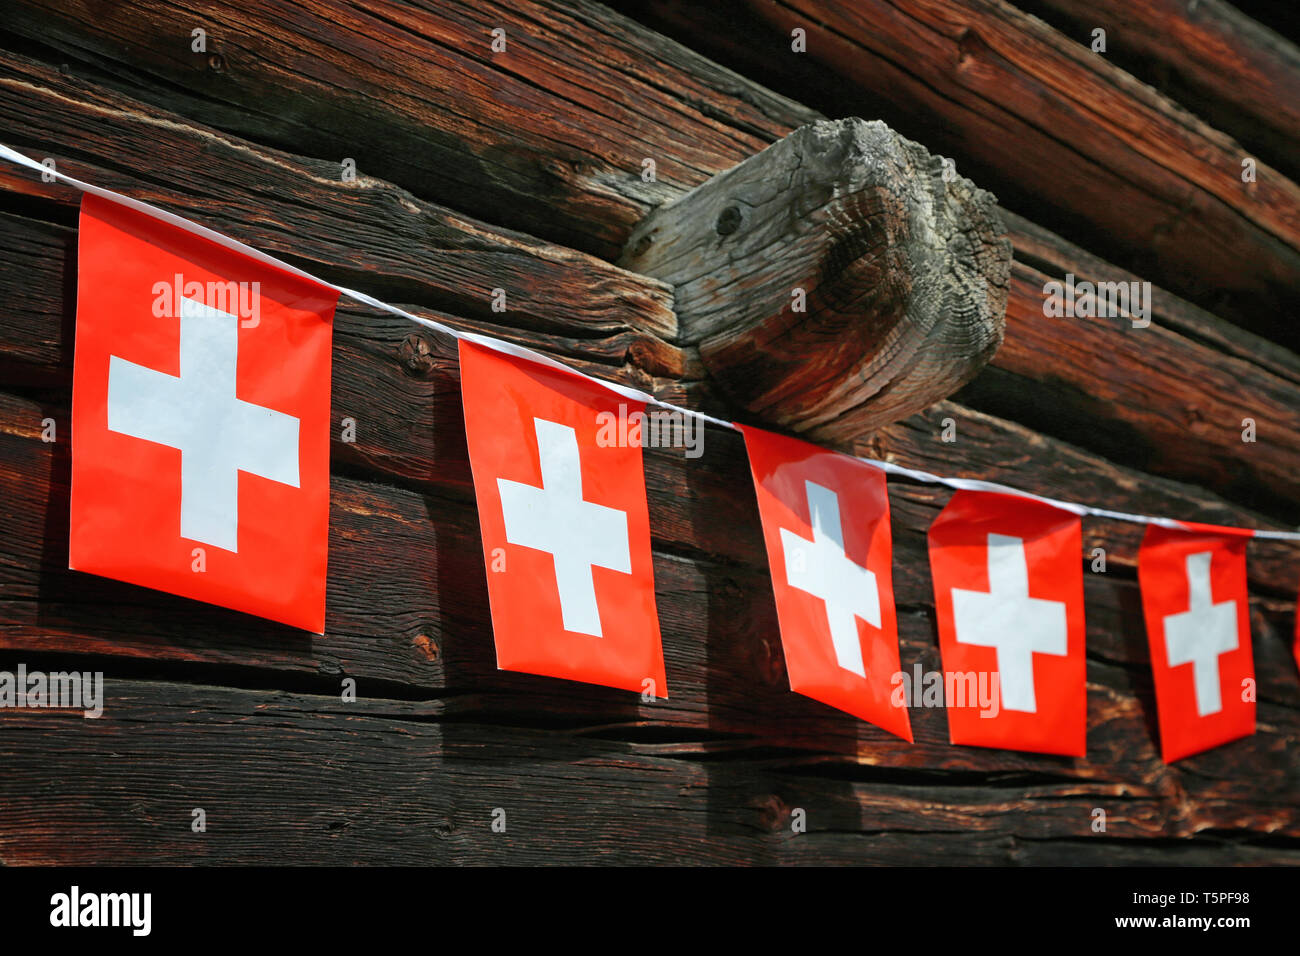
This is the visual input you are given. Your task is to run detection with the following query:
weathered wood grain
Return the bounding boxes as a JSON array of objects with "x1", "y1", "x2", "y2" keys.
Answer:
[
  {"x1": 0, "y1": 0, "x2": 815, "y2": 259},
  {"x1": 610, "y1": 0, "x2": 1300, "y2": 347},
  {"x1": 1020, "y1": 0, "x2": 1300, "y2": 183},
  {"x1": 0, "y1": 51, "x2": 683, "y2": 376},
  {"x1": 1001, "y1": 210, "x2": 1300, "y2": 388},
  {"x1": 0, "y1": 678, "x2": 1295, "y2": 865},
  {"x1": 970, "y1": 263, "x2": 1300, "y2": 524},
  {"x1": 966, "y1": 211, "x2": 1300, "y2": 523},
  {"x1": 621, "y1": 117, "x2": 1011, "y2": 438}
]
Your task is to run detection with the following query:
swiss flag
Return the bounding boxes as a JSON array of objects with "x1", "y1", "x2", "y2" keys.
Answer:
[
  {"x1": 70, "y1": 194, "x2": 337, "y2": 632},
  {"x1": 1139, "y1": 523, "x2": 1255, "y2": 762},
  {"x1": 458, "y1": 340, "x2": 666, "y2": 696},
  {"x1": 738, "y1": 425, "x2": 911, "y2": 740},
  {"x1": 928, "y1": 491, "x2": 1087, "y2": 756}
]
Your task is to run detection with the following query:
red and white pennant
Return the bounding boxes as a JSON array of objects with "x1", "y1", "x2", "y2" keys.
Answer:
[
  {"x1": 1139, "y1": 523, "x2": 1255, "y2": 761},
  {"x1": 459, "y1": 340, "x2": 667, "y2": 696},
  {"x1": 928, "y1": 490, "x2": 1087, "y2": 756},
  {"x1": 70, "y1": 194, "x2": 337, "y2": 632},
  {"x1": 739, "y1": 426, "x2": 911, "y2": 741}
]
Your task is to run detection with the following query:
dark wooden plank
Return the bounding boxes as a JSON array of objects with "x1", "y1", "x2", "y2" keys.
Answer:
[
  {"x1": 1001, "y1": 210, "x2": 1300, "y2": 388},
  {"x1": 0, "y1": 679, "x2": 1295, "y2": 864},
  {"x1": 962, "y1": 262, "x2": 1300, "y2": 524},
  {"x1": 1018, "y1": 0, "x2": 1300, "y2": 183},
  {"x1": 0, "y1": 51, "x2": 681, "y2": 376},
  {"x1": 0, "y1": 0, "x2": 816, "y2": 260}
]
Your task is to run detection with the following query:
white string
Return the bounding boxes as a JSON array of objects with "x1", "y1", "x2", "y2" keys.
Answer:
[{"x1": 5, "y1": 143, "x2": 1298, "y2": 542}]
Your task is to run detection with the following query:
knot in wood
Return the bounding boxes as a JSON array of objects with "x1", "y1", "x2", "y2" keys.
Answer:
[
  {"x1": 714, "y1": 204, "x2": 743, "y2": 236},
  {"x1": 398, "y1": 332, "x2": 437, "y2": 378},
  {"x1": 412, "y1": 633, "x2": 439, "y2": 662},
  {"x1": 754, "y1": 793, "x2": 790, "y2": 832}
]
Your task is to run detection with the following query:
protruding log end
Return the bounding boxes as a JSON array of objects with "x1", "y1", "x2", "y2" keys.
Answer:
[{"x1": 619, "y1": 118, "x2": 1011, "y2": 444}]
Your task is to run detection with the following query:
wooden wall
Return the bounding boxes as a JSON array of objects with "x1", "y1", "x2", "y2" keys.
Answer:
[{"x1": 0, "y1": 0, "x2": 1296, "y2": 863}]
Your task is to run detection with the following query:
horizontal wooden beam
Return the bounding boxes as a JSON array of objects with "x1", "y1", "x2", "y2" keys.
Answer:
[
  {"x1": 0, "y1": 679, "x2": 1294, "y2": 864},
  {"x1": 621, "y1": 117, "x2": 1011, "y2": 437},
  {"x1": 0, "y1": 0, "x2": 818, "y2": 259},
  {"x1": 1001, "y1": 210, "x2": 1300, "y2": 388},
  {"x1": 1022, "y1": 0, "x2": 1300, "y2": 183},
  {"x1": 0, "y1": 56, "x2": 681, "y2": 367}
]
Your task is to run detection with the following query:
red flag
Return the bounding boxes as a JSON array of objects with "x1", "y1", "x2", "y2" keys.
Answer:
[
  {"x1": 928, "y1": 491, "x2": 1087, "y2": 756},
  {"x1": 738, "y1": 426, "x2": 911, "y2": 740},
  {"x1": 458, "y1": 340, "x2": 666, "y2": 696},
  {"x1": 1294, "y1": 596, "x2": 1300, "y2": 677},
  {"x1": 70, "y1": 194, "x2": 337, "y2": 631},
  {"x1": 1139, "y1": 523, "x2": 1255, "y2": 762}
]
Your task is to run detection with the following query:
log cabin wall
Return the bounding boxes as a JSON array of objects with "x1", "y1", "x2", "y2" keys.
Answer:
[{"x1": 0, "y1": 0, "x2": 1296, "y2": 864}]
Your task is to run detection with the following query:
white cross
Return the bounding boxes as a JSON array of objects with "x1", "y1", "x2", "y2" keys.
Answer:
[
  {"x1": 951, "y1": 533, "x2": 1068, "y2": 713},
  {"x1": 1163, "y1": 551, "x2": 1238, "y2": 716},
  {"x1": 779, "y1": 481, "x2": 879, "y2": 678},
  {"x1": 497, "y1": 418, "x2": 631, "y2": 637},
  {"x1": 106, "y1": 295, "x2": 300, "y2": 553}
]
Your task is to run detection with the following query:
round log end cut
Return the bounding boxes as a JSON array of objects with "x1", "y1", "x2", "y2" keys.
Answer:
[{"x1": 619, "y1": 117, "x2": 1012, "y2": 444}]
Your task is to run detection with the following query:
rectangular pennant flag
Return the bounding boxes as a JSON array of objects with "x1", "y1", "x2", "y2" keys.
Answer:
[
  {"x1": 70, "y1": 194, "x2": 337, "y2": 631},
  {"x1": 928, "y1": 490, "x2": 1087, "y2": 756},
  {"x1": 1139, "y1": 523, "x2": 1255, "y2": 762},
  {"x1": 738, "y1": 425, "x2": 911, "y2": 741},
  {"x1": 458, "y1": 340, "x2": 666, "y2": 696}
]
